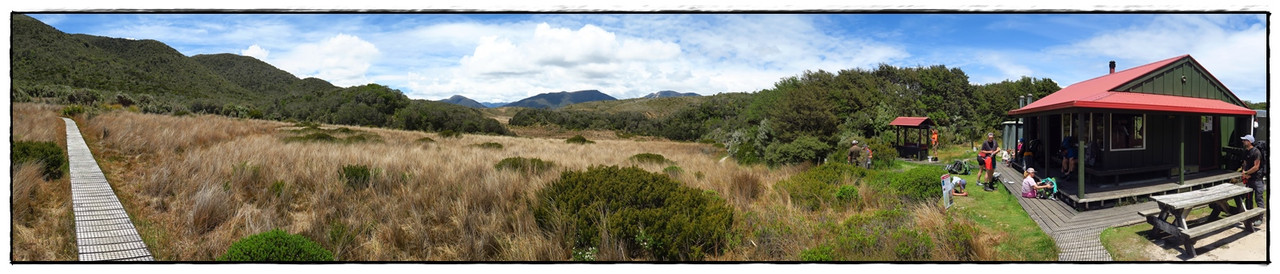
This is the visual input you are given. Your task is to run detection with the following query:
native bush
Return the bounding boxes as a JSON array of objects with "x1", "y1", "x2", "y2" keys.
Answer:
[
  {"x1": 438, "y1": 130, "x2": 461, "y2": 138},
  {"x1": 340, "y1": 165, "x2": 372, "y2": 189},
  {"x1": 763, "y1": 135, "x2": 831, "y2": 166},
  {"x1": 866, "y1": 141, "x2": 899, "y2": 169},
  {"x1": 881, "y1": 165, "x2": 945, "y2": 202},
  {"x1": 663, "y1": 165, "x2": 683, "y2": 177},
  {"x1": 11, "y1": 141, "x2": 66, "y2": 180},
  {"x1": 218, "y1": 229, "x2": 333, "y2": 261},
  {"x1": 284, "y1": 132, "x2": 340, "y2": 143},
  {"x1": 566, "y1": 135, "x2": 594, "y2": 144},
  {"x1": 416, "y1": 136, "x2": 436, "y2": 143},
  {"x1": 494, "y1": 157, "x2": 556, "y2": 174},
  {"x1": 799, "y1": 244, "x2": 836, "y2": 261},
  {"x1": 773, "y1": 162, "x2": 862, "y2": 211},
  {"x1": 629, "y1": 153, "x2": 673, "y2": 165},
  {"x1": 61, "y1": 105, "x2": 87, "y2": 117},
  {"x1": 533, "y1": 165, "x2": 733, "y2": 260},
  {"x1": 66, "y1": 88, "x2": 102, "y2": 105},
  {"x1": 472, "y1": 142, "x2": 504, "y2": 149}
]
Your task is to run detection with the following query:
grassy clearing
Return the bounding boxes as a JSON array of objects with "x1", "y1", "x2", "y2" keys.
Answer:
[{"x1": 947, "y1": 171, "x2": 1058, "y2": 261}]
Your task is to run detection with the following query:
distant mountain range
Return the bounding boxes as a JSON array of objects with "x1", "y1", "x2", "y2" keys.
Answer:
[
  {"x1": 500, "y1": 90, "x2": 618, "y2": 109},
  {"x1": 441, "y1": 90, "x2": 693, "y2": 109},
  {"x1": 438, "y1": 95, "x2": 486, "y2": 108},
  {"x1": 642, "y1": 90, "x2": 700, "y2": 99}
]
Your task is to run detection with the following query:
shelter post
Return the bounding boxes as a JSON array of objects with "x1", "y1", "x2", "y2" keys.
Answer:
[
  {"x1": 1077, "y1": 111, "x2": 1085, "y2": 199},
  {"x1": 1179, "y1": 115, "x2": 1186, "y2": 185}
]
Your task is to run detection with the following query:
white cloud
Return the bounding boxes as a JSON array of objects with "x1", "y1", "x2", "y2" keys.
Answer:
[
  {"x1": 268, "y1": 34, "x2": 380, "y2": 87},
  {"x1": 240, "y1": 44, "x2": 269, "y2": 60}
]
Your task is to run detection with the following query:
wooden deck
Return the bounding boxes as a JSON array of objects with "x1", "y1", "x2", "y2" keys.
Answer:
[
  {"x1": 1013, "y1": 160, "x2": 1238, "y2": 210},
  {"x1": 994, "y1": 164, "x2": 1156, "y2": 261},
  {"x1": 64, "y1": 118, "x2": 154, "y2": 261}
]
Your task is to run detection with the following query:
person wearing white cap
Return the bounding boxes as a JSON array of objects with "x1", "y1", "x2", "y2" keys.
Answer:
[
  {"x1": 1240, "y1": 134, "x2": 1265, "y2": 226},
  {"x1": 847, "y1": 140, "x2": 862, "y2": 165}
]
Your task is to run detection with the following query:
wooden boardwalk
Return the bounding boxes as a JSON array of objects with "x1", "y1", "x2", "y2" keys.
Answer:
[
  {"x1": 64, "y1": 117, "x2": 154, "y2": 261},
  {"x1": 994, "y1": 164, "x2": 1154, "y2": 261}
]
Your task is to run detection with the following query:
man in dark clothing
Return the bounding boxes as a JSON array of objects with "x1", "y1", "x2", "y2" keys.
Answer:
[
  {"x1": 1240, "y1": 135, "x2": 1265, "y2": 227},
  {"x1": 979, "y1": 132, "x2": 999, "y2": 189},
  {"x1": 847, "y1": 140, "x2": 863, "y2": 165}
]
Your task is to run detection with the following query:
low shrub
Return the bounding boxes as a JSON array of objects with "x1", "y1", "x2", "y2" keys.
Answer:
[
  {"x1": 629, "y1": 153, "x2": 673, "y2": 165},
  {"x1": 866, "y1": 141, "x2": 899, "y2": 169},
  {"x1": 114, "y1": 93, "x2": 135, "y2": 107},
  {"x1": 566, "y1": 135, "x2": 595, "y2": 144},
  {"x1": 284, "y1": 132, "x2": 340, "y2": 143},
  {"x1": 799, "y1": 244, "x2": 835, "y2": 261},
  {"x1": 340, "y1": 165, "x2": 372, "y2": 189},
  {"x1": 834, "y1": 185, "x2": 860, "y2": 207},
  {"x1": 773, "y1": 162, "x2": 862, "y2": 211},
  {"x1": 663, "y1": 165, "x2": 683, "y2": 177},
  {"x1": 11, "y1": 141, "x2": 66, "y2": 180},
  {"x1": 61, "y1": 105, "x2": 87, "y2": 117},
  {"x1": 472, "y1": 142, "x2": 504, "y2": 149},
  {"x1": 66, "y1": 88, "x2": 102, "y2": 105},
  {"x1": 763, "y1": 135, "x2": 831, "y2": 166},
  {"x1": 891, "y1": 228, "x2": 934, "y2": 260},
  {"x1": 494, "y1": 157, "x2": 556, "y2": 174},
  {"x1": 416, "y1": 137, "x2": 436, "y2": 143},
  {"x1": 533, "y1": 165, "x2": 733, "y2": 260},
  {"x1": 218, "y1": 229, "x2": 333, "y2": 261},
  {"x1": 439, "y1": 130, "x2": 461, "y2": 138},
  {"x1": 881, "y1": 165, "x2": 945, "y2": 202}
]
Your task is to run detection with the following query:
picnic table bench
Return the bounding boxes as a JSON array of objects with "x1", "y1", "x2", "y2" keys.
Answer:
[{"x1": 1137, "y1": 183, "x2": 1265, "y2": 258}]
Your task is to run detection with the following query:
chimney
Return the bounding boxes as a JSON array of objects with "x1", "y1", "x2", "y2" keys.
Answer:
[{"x1": 1109, "y1": 61, "x2": 1116, "y2": 74}]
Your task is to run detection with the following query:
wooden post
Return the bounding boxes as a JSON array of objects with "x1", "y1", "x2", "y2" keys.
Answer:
[
  {"x1": 1078, "y1": 112, "x2": 1085, "y2": 200},
  {"x1": 1179, "y1": 115, "x2": 1186, "y2": 185}
]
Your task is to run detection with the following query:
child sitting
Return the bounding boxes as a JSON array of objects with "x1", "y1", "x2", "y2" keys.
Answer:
[{"x1": 1000, "y1": 148, "x2": 1012, "y2": 166}]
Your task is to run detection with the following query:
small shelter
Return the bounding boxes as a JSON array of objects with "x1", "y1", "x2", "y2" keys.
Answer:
[
  {"x1": 889, "y1": 116, "x2": 933, "y2": 160},
  {"x1": 1008, "y1": 55, "x2": 1257, "y2": 209}
]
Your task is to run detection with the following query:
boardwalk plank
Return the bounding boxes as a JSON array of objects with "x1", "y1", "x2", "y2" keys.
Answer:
[{"x1": 64, "y1": 118, "x2": 153, "y2": 261}]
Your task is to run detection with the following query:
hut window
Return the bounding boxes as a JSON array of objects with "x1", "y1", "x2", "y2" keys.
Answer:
[{"x1": 1110, "y1": 113, "x2": 1146, "y2": 151}]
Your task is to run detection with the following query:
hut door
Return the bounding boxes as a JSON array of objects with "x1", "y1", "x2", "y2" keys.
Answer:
[{"x1": 1199, "y1": 116, "x2": 1218, "y2": 170}]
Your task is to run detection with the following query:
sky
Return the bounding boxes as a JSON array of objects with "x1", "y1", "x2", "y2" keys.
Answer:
[{"x1": 22, "y1": 12, "x2": 1268, "y2": 103}]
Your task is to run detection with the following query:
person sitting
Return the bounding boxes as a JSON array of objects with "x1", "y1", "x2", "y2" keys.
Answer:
[
  {"x1": 1021, "y1": 168, "x2": 1052, "y2": 198},
  {"x1": 1000, "y1": 148, "x2": 1012, "y2": 166}
]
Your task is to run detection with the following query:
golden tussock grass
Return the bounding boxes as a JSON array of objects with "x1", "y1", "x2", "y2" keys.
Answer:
[
  {"x1": 10, "y1": 103, "x2": 76, "y2": 261},
  {"x1": 76, "y1": 109, "x2": 797, "y2": 261}
]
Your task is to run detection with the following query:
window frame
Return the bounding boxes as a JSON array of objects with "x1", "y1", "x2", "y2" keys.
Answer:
[{"x1": 1109, "y1": 113, "x2": 1147, "y2": 151}]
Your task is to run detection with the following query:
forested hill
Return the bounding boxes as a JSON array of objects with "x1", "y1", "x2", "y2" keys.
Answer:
[
  {"x1": 10, "y1": 14, "x2": 511, "y2": 136},
  {"x1": 439, "y1": 95, "x2": 487, "y2": 108},
  {"x1": 503, "y1": 90, "x2": 617, "y2": 109},
  {"x1": 191, "y1": 53, "x2": 338, "y2": 96},
  {"x1": 11, "y1": 15, "x2": 256, "y2": 101}
]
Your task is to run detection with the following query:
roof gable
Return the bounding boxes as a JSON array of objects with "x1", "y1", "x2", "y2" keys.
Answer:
[
  {"x1": 1114, "y1": 57, "x2": 1245, "y2": 106},
  {"x1": 1008, "y1": 55, "x2": 1253, "y2": 116}
]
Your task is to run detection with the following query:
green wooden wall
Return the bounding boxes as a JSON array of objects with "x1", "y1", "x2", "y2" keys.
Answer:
[{"x1": 1115, "y1": 58, "x2": 1244, "y2": 106}]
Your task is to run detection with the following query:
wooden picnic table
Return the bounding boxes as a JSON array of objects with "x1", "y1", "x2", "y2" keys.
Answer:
[{"x1": 1139, "y1": 183, "x2": 1265, "y2": 258}]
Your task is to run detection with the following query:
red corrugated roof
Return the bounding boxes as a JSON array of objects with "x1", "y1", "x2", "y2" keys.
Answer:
[
  {"x1": 890, "y1": 116, "x2": 931, "y2": 127},
  {"x1": 1008, "y1": 55, "x2": 1254, "y2": 116}
]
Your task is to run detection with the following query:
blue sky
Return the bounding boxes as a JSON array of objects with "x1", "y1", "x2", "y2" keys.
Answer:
[{"x1": 25, "y1": 13, "x2": 1268, "y2": 103}]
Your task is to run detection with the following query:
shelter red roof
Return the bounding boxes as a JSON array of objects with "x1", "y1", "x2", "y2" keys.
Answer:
[
  {"x1": 1007, "y1": 55, "x2": 1253, "y2": 116},
  {"x1": 889, "y1": 116, "x2": 931, "y2": 127}
]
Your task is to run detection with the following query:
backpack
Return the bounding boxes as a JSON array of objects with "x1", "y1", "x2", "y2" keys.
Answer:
[
  {"x1": 1255, "y1": 140, "x2": 1268, "y2": 177},
  {"x1": 947, "y1": 160, "x2": 971, "y2": 175}
]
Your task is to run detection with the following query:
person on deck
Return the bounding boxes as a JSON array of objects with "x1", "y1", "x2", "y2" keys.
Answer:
[
  {"x1": 979, "y1": 132, "x2": 999, "y2": 189},
  {"x1": 1022, "y1": 168, "x2": 1052, "y2": 198},
  {"x1": 1240, "y1": 135, "x2": 1266, "y2": 227},
  {"x1": 1061, "y1": 135, "x2": 1078, "y2": 179}
]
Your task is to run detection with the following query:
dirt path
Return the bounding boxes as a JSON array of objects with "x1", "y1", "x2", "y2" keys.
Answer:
[{"x1": 1143, "y1": 222, "x2": 1267, "y2": 261}]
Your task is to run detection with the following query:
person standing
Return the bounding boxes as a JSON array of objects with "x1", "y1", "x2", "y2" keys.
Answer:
[
  {"x1": 1240, "y1": 135, "x2": 1265, "y2": 227},
  {"x1": 979, "y1": 132, "x2": 999, "y2": 190},
  {"x1": 1061, "y1": 135, "x2": 1078, "y2": 179},
  {"x1": 931, "y1": 128, "x2": 939, "y2": 158},
  {"x1": 847, "y1": 140, "x2": 863, "y2": 165}
]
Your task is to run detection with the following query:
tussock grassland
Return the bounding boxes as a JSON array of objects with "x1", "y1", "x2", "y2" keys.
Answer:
[
  {"x1": 76, "y1": 109, "x2": 797, "y2": 260},
  {"x1": 10, "y1": 103, "x2": 76, "y2": 261}
]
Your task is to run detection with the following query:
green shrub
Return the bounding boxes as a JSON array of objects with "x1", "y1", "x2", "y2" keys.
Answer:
[
  {"x1": 866, "y1": 141, "x2": 899, "y2": 169},
  {"x1": 114, "y1": 93, "x2": 135, "y2": 107},
  {"x1": 891, "y1": 228, "x2": 933, "y2": 260},
  {"x1": 533, "y1": 165, "x2": 733, "y2": 260},
  {"x1": 67, "y1": 88, "x2": 102, "y2": 105},
  {"x1": 140, "y1": 102, "x2": 174, "y2": 114},
  {"x1": 439, "y1": 130, "x2": 461, "y2": 138},
  {"x1": 284, "y1": 132, "x2": 340, "y2": 143},
  {"x1": 61, "y1": 105, "x2": 87, "y2": 117},
  {"x1": 566, "y1": 135, "x2": 594, "y2": 144},
  {"x1": 471, "y1": 142, "x2": 503, "y2": 149},
  {"x1": 799, "y1": 244, "x2": 836, "y2": 261},
  {"x1": 629, "y1": 153, "x2": 673, "y2": 165},
  {"x1": 340, "y1": 165, "x2": 372, "y2": 189},
  {"x1": 834, "y1": 185, "x2": 860, "y2": 207},
  {"x1": 773, "y1": 162, "x2": 862, "y2": 211},
  {"x1": 416, "y1": 137, "x2": 436, "y2": 143},
  {"x1": 494, "y1": 157, "x2": 556, "y2": 174},
  {"x1": 342, "y1": 133, "x2": 381, "y2": 143},
  {"x1": 218, "y1": 229, "x2": 333, "y2": 261},
  {"x1": 882, "y1": 165, "x2": 945, "y2": 202},
  {"x1": 663, "y1": 165, "x2": 683, "y2": 177},
  {"x1": 731, "y1": 141, "x2": 761, "y2": 165},
  {"x1": 763, "y1": 135, "x2": 831, "y2": 166},
  {"x1": 11, "y1": 141, "x2": 66, "y2": 180}
]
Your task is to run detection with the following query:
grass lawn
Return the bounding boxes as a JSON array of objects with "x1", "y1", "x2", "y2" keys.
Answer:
[{"x1": 947, "y1": 171, "x2": 1059, "y2": 261}]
